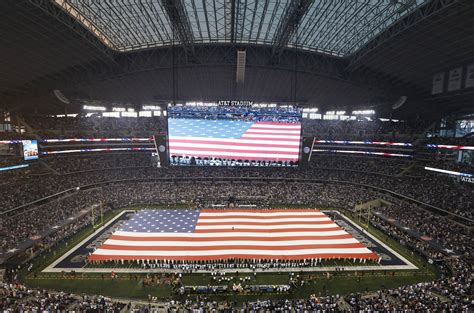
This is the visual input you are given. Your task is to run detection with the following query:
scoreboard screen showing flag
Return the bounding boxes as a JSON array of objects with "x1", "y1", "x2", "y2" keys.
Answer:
[
  {"x1": 167, "y1": 105, "x2": 302, "y2": 167},
  {"x1": 88, "y1": 209, "x2": 378, "y2": 262}
]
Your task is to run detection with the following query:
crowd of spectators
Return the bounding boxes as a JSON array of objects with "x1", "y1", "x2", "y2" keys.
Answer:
[
  {"x1": 169, "y1": 105, "x2": 302, "y2": 123},
  {"x1": 1, "y1": 153, "x2": 472, "y2": 220},
  {"x1": 0, "y1": 282, "x2": 126, "y2": 311},
  {"x1": 43, "y1": 153, "x2": 153, "y2": 173},
  {"x1": 342, "y1": 262, "x2": 472, "y2": 312},
  {"x1": 0, "y1": 182, "x2": 381, "y2": 253},
  {"x1": 2, "y1": 261, "x2": 471, "y2": 312},
  {"x1": 0, "y1": 189, "x2": 104, "y2": 253},
  {"x1": 24, "y1": 115, "x2": 167, "y2": 138},
  {"x1": 423, "y1": 136, "x2": 474, "y2": 146},
  {"x1": 1, "y1": 175, "x2": 472, "y2": 257},
  {"x1": 0, "y1": 115, "x2": 472, "y2": 310},
  {"x1": 375, "y1": 203, "x2": 472, "y2": 256},
  {"x1": 302, "y1": 119, "x2": 430, "y2": 141},
  {"x1": 16, "y1": 113, "x2": 435, "y2": 141},
  {"x1": 0, "y1": 182, "x2": 471, "y2": 311}
]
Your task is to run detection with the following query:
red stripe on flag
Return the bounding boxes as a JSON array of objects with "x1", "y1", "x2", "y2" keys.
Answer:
[
  {"x1": 169, "y1": 147, "x2": 300, "y2": 155},
  {"x1": 108, "y1": 234, "x2": 354, "y2": 242},
  {"x1": 198, "y1": 214, "x2": 323, "y2": 220},
  {"x1": 169, "y1": 139, "x2": 299, "y2": 148},
  {"x1": 193, "y1": 227, "x2": 342, "y2": 233},
  {"x1": 98, "y1": 243, "x2": 367, "y2": 251},
  {"x1": 88, "y1": 253, "x2": 379, "y2": 262},
  {"x1": 168, "y1": 153, "x2": 298, "y2": 161},
  {"x1": 200, "y1": 209, "x2": 321, "y2": 213},
  {"x1": 252, "y1": 122, "x2": 301, "y2": 126},
  {"x1": 195, "y1": 220, "x2": 334, "y2": 226}
]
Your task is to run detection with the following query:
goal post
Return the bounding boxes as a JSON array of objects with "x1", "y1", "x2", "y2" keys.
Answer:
[
  {"x1": 91, "y1": 202, "x2": 104, "y2": 229},
  {"x1": 354, "y1": 205, "x2": 372, "y2": 230}
]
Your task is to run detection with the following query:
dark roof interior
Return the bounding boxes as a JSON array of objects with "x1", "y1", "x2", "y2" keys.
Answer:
[{"x1": 0, "y1": 0, "x2": 473, "y2": 119}]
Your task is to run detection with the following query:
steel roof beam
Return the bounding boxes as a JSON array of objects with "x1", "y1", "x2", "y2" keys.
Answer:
[
  {"x1": 161, "y1": 0, "x2": 195, "y2": 58},
  {"x1": 270, "y1": 0, "x2": 314, "y2": 63},
  {"x1": 28, "y1": 0, "x2": 117, "y2": 64}
]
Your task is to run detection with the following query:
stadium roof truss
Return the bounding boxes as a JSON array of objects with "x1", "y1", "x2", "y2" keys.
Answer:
[{"x1": 51, "y1": 0, "x2": 430, "y2": 57}]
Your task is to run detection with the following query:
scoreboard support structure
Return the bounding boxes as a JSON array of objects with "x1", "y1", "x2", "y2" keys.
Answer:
[
  {"x1": 299, "y1": 137, "x2": 315, "y2": 167},
  {"x1": 153, "y1": 135, "x2": 169, "y2": 167}
]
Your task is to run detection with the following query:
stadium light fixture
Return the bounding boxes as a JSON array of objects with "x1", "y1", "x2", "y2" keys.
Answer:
[
  {"x1": 83, "y1": 105, "x2": 106, "y2": 111},
  {"x1": 102, "y1": 112, "x2": 120, "y2": 118},
  {"x1": 424, "y1": 166, "x2": 473, "y2": 177},
  {"x1": 323, "y1": 114, "x2": 339, "y2": 120},
  {"x1": 352, "y1": 110, "x2": 375, "y2": 115},
  {"x1": 121, "y1": 111, "x2": 137, "y2": 117},
  {"x1": 112, "y1": 107, "x2": 126, "y2": 112},
  {"x1": 0, "y1": 164, "x2": 29, "y2": 172},
  {"x1": 143, "y1": 105, "x2": 161, "y2": 110},
  {"x1": 139, "y1": 111, "x2": 152, "y2": 117}
]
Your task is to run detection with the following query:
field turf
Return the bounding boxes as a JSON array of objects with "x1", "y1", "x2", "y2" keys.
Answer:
[{"x1": 22, "y1": 206, "x2": 437, "y2": 302}]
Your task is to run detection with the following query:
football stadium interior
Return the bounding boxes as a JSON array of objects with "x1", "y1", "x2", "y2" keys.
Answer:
[{"x1": 1, "y1": 0, "x2": 473, "y2": 311}]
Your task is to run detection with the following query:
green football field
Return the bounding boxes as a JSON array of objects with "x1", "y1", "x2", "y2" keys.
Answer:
[{"x1": 21, "y1": 206, "x2": 438, "y2": 302}]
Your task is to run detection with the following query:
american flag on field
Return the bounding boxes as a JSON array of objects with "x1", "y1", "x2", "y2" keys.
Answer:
[
  {"x1": 167, "y1": 119, "x2": 301, "y2": 161},
  {"x1": 88, "y1": 209, "x2": 378, "y2": 262}
]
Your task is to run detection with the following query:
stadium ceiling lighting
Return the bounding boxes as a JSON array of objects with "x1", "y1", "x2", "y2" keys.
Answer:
[
  {"x1": 112, "y1": 107, "x2": 126, "y2": 112},
  {"x1": 336, "y1": 111, "x2": 346, "y2": 115},
  {"x1": 83, "y1": 105, "x2": 106, "y2": 111},
  {"x1": 353, "y1": 110, "x2": 375, "y2": 115}
]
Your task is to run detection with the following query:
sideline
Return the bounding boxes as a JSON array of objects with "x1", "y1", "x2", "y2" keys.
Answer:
[{"x1": 42, "y1": 210, "x2": 133, "y2": 272}]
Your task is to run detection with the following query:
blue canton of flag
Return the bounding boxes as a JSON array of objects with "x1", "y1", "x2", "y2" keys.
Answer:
[
  {"x1": 120, "y1": 209, "x2": 200, "y2": 233},
  {"x1": 168, "y1": 119, "x2": 253, "y2": 139}
]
